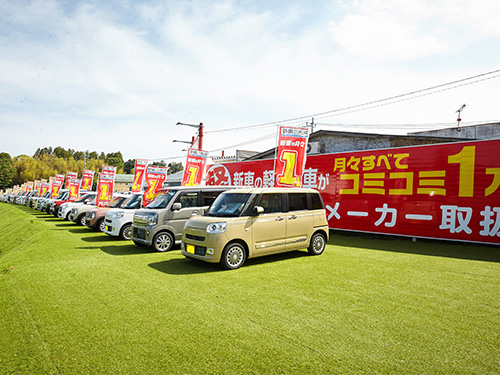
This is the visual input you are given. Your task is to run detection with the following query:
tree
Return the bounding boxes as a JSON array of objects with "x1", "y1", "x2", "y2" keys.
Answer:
[
  {"x1": 123, "y1": 159, "x2": 136, "y2": 174},
  {"x1": 152, "y1": 160, "x2": 166, "y2": 167},
  {"x1": 0, "y1": 153, "x2": 15, "y2": 189},
  {"x1": 167, "y1": 162, "x2": 183, "y2": 175},
  {"x1": 105, "y1": 152, "x2": 124, "y2": 170}
]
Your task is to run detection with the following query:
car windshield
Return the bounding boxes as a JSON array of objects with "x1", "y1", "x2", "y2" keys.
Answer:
[
  {"x1": 146, "y1": 190, "x2": 176, "y2": 209},
  {"x1": 122, "y1": 194, "x2": 142, "y2": 209},
  {"x1": 57, "y1": 191, "x2": 69, "y2": 200},
  {"x1": 205, "y1": 193, "x2": 252, "y2": 217},
  {"x1": 109, "y1": 196, "x2": 128, "y2": 208}
]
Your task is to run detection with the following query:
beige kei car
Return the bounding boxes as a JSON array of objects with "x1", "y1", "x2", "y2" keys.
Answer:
[{"x1": 181, "y1": 187, "x2": 329, "y2": 269}]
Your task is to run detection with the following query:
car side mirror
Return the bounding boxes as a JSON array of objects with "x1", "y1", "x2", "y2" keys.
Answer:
[
  {"x1": 172, "y1": 202, "x2": 182, "y2": 211},
  {"x1": 252, "y1": 206, "x2": 264, "y2": 216}
]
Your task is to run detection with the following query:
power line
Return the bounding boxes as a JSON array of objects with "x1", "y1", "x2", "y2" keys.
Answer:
[{"x1": 205, "y1": 69, "x2": 500, "y2": 133}]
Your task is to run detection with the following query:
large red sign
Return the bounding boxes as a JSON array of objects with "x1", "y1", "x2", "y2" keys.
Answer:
[
  {"x1": 131, "y1": 159, "x2": 148, "y2": 193},
  {"x1": 275, "y1": 126, "x2": 309, "y2": 187},
  {"x1": 206, "y1": 139, "x2": 500, "y2": 245},
  {"x1": 143, "y1": 166, "x2": 168, "y2": 207}
]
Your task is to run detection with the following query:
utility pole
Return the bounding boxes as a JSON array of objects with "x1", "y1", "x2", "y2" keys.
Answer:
[
  {"x1": 175, "y1": 122, "x2": 204, "y2": 150},
  {"x1": 456, "y1": 104, "x2": 466, "y2": 132}
]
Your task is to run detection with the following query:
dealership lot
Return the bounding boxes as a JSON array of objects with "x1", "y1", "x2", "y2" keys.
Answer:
[{"x1": 1, "y1": 203, "x2": 499, "y2": 374}]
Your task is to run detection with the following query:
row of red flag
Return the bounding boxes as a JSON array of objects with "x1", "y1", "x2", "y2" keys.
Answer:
[{"x1": 19, "y1": 125, "x2": 310, "y2": 206}]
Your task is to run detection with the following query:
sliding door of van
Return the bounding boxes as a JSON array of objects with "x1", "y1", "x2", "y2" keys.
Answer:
[
  {"x1": 251, "y1": 192, "x2": 286, "y2": 256},
  {"x1": 285, "y1": 192, "x2": 312, "y2": 250}
]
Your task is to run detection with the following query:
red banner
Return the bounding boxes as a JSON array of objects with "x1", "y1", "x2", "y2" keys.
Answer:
[
  {"x1": 275, "y1": 126, "x2": 309, "y2": 187},
  {"x1": 50, "y1": 174, "x2": 65, "y2": 199},
  {"x1": 25, "y1": 182, "x2": 33, "y2": 194},
  {"x1": 68, "y1": 179, "x2": 81, "y2": 202},
  {"x1": 206, "y1": 139, "x2": 500, "y2": 245},
  {"x1": 182, "y1": 148, "x2": 208, "y2": 186},
  {"x1": 40, "y1": 180, "x2": 49, "y2": 197},
  {"x1": 65, "y1": 171, "x2": 78, "y2": 189},
  {"x1": 143, "y1": 166, "x2": 168, "y2": 207},
  {"x1": 81, "y1": 169, "x2": 95, "y2": 191},
  {"x1": 96, "y1": 166, "x2": 116, "y2": 207},
  {"x1": 131, "y1": 159, "x2": 148, "y2": 193}
]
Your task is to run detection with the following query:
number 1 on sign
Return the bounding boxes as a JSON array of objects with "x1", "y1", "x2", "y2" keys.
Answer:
[{"x1": 279, "y1": 151, "x2": 301, "y2": 187}]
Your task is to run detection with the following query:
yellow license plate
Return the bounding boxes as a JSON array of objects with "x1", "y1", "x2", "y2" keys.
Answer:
[
  {"x1": 186, "y1": 244, "x2": 195, "y2": 254},
  {"x1": 105, "y1": 226, "x2": 109, "y2": 231}
]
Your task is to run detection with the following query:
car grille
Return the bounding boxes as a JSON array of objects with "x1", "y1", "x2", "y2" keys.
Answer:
[
  {"x1": 133, "y1": 216, "x2": 148, "y2": 225},
  {"x1": 194, "y1": 246, "x2": 206, "y2": 256},
  {"x1": 185, "y1": 233, "x2": 205, "y2": 242},
  {"x1": 133, "y1": 228, "x2": 146, "y2": 240}
]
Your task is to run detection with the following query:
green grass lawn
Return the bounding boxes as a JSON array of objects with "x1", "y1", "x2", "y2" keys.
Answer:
[{"x1": 1, "y1": 203, "x2": 499, "y2": 374}]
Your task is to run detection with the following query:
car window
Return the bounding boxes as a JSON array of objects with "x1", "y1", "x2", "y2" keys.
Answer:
[
  {"x1": 288, "y1": 192, "x2": 308, "y2": 211},
  {"x1": 258, "y1": 193, "x2": 283, "y2": 214},
  {"x1": 176, "y1": 192, "x2": 198, "y2": 208},
  {"x1": 311, "y1": 192, "x2": 324, "y2": 210},
  {"x1": 202, "y1": 191, "x2": 224, "y2": 206}
]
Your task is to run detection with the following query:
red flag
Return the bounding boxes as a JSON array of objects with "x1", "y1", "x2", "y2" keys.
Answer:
[
  {"x1": 143, "y1": 166, "x2": 168, "y2": 207},
  {"x1": 96, "y1": 166, "x2": 116, "y2": 207},
  {"x1": 131, "y1": 159, "x2": 148, "y2": 193},
  {"x1": 274, "y1": 126, "x2": 309, "y2": 187},
  {"x1": 182, "y1": 148, "x2": 208, "y2": 186},
  {"x1": 81, "y1": 169, "x2": 95, "y2": 191}
]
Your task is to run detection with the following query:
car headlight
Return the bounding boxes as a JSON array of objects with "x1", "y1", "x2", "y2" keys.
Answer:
[
  {"x1": 147, "y1": 214, "x2": 158, "y2": 225},
  {"x1": 206, "y1": 222, "x2": 227, "y2": 234},
  {"x1": 111, "y1": 211, "x2": 124, "y2": 219}
]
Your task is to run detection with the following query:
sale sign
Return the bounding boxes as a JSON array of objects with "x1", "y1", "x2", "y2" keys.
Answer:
[
  {"x1": 143, "y1": 166, "x2": 168, "y2": 207},
  {"x1": 131, "y1": 159, "x2": 148, "y2": 193},
  {"x1": 96, "y1": 165, "x2": 116, "y2": 207},
  {"x1": 25, "y1": 181, "x2": 33, "y2": 194},
  {"x1": 182, "y1": 148, "x2": 208, "y2": 186},
  {"x1": 81, "y1": 169, "x2": 95, "y2": 191},
  {"x1": 50, "y1": 174, "x2": 65, "y2": 199},
  {"x1": 206, "y1": 139, "x2": 500, "y2": 245},
  {"x1": 68, "y1": 179, "x2": 81, "y2": 202},
  {"x1": 274, "y1": 126, "x2": 309, "y2": 187},
  {"x1": 65, "y1": 171, "x2": 78, "y2": 189}
]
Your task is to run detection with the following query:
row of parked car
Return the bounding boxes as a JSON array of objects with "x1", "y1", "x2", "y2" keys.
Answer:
[{"x1": 2, "y1": 186, "x2": 329, "y2": 269}]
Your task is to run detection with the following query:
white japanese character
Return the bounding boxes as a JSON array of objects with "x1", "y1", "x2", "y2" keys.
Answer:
[
  {"x1": 244, "y1": 172, "x2": 255, "y2": 187},
  {"x1": 375, "y1": 203, "x2": 397, "y2": 227},
  {"x1": 439, "y1": 205, "x2": 473, "y2": 234},
  {"x1": 233, "y1": 172, "x2": 244, "y2": 186},
  {"x1": 302, "y1": 168, "x2": 318, "y2": 189},
  {"x1": 479, "y1": 206, "x2": 500, "y2": 237}
]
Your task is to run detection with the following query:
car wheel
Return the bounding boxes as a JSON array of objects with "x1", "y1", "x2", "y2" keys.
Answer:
[
  {"x1": 153, "y1": 232, "x2": 174, "y2": 252},
  {"x1": 220, "y1": 242, "x2": 246, "y2": 270},
  {"x1": 120, "y1": 224, "x2": 132, "y2": 240},
  {"x1": 97, "y1": 219, "x2": 105, "y2": 232},
  {"x1": 65, "y1": 212, "x2": 71, "y2": 221},
  {"x1": 308, "y1": 232, "x2": 326, "y2": 255},
  {"x1": 78, "y1": 215, "x2": 86, "y2": 226}
]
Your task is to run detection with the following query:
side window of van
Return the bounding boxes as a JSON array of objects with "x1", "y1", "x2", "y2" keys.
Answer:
[
  {"x1": 258, "y1": 193, "x2": 283, "y2": 214},
  {"x1": 176, "y1": 192, "x2": 198, "y2": 208},
  {"x1": 311, "y1": 192, "x2": 324, "y2": 210},
  {"x1": 288, "y1": 192, "x2": 308, "y2": 211},
  {"x1": 202, "y1": 191, "x2": 223, "y2": 206}
]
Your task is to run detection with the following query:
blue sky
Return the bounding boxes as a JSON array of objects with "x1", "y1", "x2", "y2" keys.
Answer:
[{"x1": 1, "y1": 0, "x2": 499, "y2": 163}]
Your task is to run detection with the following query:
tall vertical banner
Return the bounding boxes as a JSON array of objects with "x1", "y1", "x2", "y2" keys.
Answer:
[
  {"x1": 34, "y1": 180, "x2": 41, "y2": 193},
  {"x1": 96, "y1": 165, "x2": 116, "y2": 207},
  {"x1": 68, "y1": 179, "x2": 81, "y2": 202},
  {"x1": 81, "y1": 169, "x2": 95, "y2": 191},
  {"x1": 50, "y1": 174, "x2": 65, "y2": 199},
  {"x1": 40, "y1": 180, "x2": 49, "y2": 197},
  {"x1": 25, "y1": 182, "x2": 34, "y2": 194},
  {"x1": 131, "y1": 159, "x2": 148, "y2": 193},
  {"x1": 274, "y1": 126, "x2": 310, "y2": 187},
  {"x1": 143, "y1": 166, "x2": 168, "y2": 207},
  {"x1": 65, "y1": 171, "x2": 78, "y2": 189},
  {"x1": 182, "y1": 148, "x2": 208, "y2": 186}
]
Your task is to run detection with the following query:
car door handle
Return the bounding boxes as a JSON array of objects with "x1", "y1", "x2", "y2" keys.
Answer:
[
  {"x1": 289, "y1": 215, "x2": 297, "y2": 220},
  {"x1": 275, "y1": 217, "x2": 284, "y2": 221}
]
